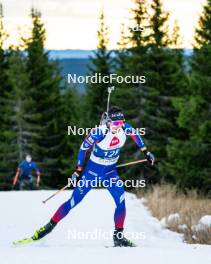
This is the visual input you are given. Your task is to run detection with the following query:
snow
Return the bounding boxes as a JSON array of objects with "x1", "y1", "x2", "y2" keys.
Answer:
[
  {"x1": 192, "y1": 215, "x2": 211, "y2": 231},
  {"x1": 167, "y1": 213, "x2": 180, "y2": 222},
  {"x1": 199, "y1": 215, "x2": 211, "y2": 227},
  {"x1": 160, "y1": 213, "x2": 180, "y2": 228},
  {"x1": 178, "y1": 224, "x2": 188, "y2": 231},
  {"x1": 160, "y1": 213, "x2": 180, "y2": 227},
  {"x1": 0, "y1": 189, "x2": 211, "y2": 264}
]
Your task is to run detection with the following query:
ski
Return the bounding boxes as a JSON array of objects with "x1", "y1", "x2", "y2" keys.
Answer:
[
  {"x1": 105, "y1": 244, "x2": 137, "y2": 248},
  {"x1": 105, "y1": 241, "x2": 137, "y2": 248},
  {"x1": 13, "y1": 237, "x2": 34, "y2": 246}
]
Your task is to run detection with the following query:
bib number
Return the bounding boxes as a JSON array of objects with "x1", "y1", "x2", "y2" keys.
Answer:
[{"x1": 104, "y1": 149, "x2": 119, "y2": 158}]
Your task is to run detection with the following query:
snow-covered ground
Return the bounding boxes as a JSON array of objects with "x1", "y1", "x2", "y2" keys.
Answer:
[{"x1": 0, "y1": 189, "x2": 211, "y2": 264}]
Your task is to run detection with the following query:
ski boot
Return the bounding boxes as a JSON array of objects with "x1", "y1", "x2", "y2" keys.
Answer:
[
  {"x1": 32, "y1": 219, "x2": 57, "y2": 240},
  {"x1": 113, "y1": 228, "x2": 136, "y2": 247}
]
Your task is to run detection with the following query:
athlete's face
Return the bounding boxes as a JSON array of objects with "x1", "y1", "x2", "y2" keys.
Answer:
[
  {"x1": 26, "y1": 155, "x2": 32, "y2": 163},
  {"x1": 109, "y1": 120, "x2": 124, "y2": 133}
]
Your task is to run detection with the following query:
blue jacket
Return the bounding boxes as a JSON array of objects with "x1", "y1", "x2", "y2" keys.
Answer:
[
  {"x1": 18, "y1": 160, "x2": 40, "y2": 177},
  {"x1": 77, "y1": 122, "x2": 146, "y2": 168}
]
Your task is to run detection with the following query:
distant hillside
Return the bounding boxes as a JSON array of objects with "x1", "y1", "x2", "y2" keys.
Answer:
[
  {"x1": 49, "y1": 49, "x2": 193, "y2": 60},
  {"x1": 49, "y1": 50, "x2": 95, "y2": 59},
  {"x1": 54, "y1": 49, "x2": 193, "y2": 93},
  {"x1": 58, "y1": 58, "x2": 92, "y2": 93}
]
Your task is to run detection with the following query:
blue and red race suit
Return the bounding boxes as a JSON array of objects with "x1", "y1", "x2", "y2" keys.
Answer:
[{"x1": 51, "y1": 123, "x2": 146, "y2": 228}]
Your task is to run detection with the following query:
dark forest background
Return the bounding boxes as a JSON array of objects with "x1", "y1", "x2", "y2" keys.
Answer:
[{"x1": 0, "y1": 0, "x2": 210, "y2": 195}]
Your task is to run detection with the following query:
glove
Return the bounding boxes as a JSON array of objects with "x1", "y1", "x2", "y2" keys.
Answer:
[
  {"x1": 142, "y1": 149, "x2": 155, "y2": 165},
  {"x1": 71, "y1": 166, "x2": 83, "y2": 181},
  {"x1": 70, "y1": 167, "x2": 84, "y2": 194}
]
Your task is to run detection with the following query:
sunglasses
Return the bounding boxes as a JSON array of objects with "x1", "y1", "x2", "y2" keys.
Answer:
[{"x1": 111, "y1": 120, "x2": 124, "y2": 126}]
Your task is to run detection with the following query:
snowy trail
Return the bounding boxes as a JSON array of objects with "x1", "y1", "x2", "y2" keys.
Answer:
[{"x1": 0, "y1": 189, "x2": 211, "y2": 264}]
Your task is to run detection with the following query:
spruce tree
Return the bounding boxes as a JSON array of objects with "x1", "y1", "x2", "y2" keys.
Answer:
[
  {"x1": 0, "y1": 4, "x2": 12, "y2": 189},
  {"x1": 57, "y1": 87, "x2": 82, "y2": 187},
  {"x1": 146, "y1": 0, "x2": 186, "y2": 183},
  {"x1": 0, "y1": 2, "x2": 8, "y2": 95},
  {"x1": 85, "y1": 10, "x2": 113, "y2": 127},
  {"x1": 25, "y1": 9, "x2": 63, "y2": 187},
  {"x1": 114, "y1": 0, "x2": 149, "y2": 118},
  {"x1": 0, "y1": 50, "x2": 32, "y2": 190},
  {"x1": 166, "y1": 0, "x2": 211, "y2": 193},
  {"x1": 113, "y1": 0, "x2": 150, "y2": 183},
  {"x1": 0, "y1": 3, "x2": 8, "y2": 129}
]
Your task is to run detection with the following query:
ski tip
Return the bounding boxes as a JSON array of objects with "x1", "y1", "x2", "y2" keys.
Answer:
[{"x1": 13, "y1": 238, "x2": 34, "y2": 246}]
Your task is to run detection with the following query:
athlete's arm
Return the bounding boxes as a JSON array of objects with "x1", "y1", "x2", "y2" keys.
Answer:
[
  {"x1": 123, "y1": 122, "x2": 146, "y2": 149},
  {"x1": 32, "y1": 162, "x2": 41, "y2": 187},
  {"x1": 123, "y1": 122, "x2": 155, "y2": 165},
  {"x1": 12, "y1": 161, "x2": 24, "y2": 186},
  {"x1": 12, "y1": 168, "x2": 20, "y2": 186},
  {"x1": 76, "y1": 127, "x2": 104, "y2": 169}
]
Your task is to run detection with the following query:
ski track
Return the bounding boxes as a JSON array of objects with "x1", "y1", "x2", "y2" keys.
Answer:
[{"x1": 0, "y1": 189, "x2": 211, "y2": 264}]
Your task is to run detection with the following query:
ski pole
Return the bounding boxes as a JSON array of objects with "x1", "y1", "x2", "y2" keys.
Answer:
[
  {"x1": 116, "y1": 159, "x2": 147, "y2": 168},
  {"x1": 42, "y1": 184, "x2": 69, "y2": 204},
  {"x1": 107, "y1": 86, "x2": 115, "y2": 113},
  {"x1": 42, "y1": 159, "x2": 147, "y2": 204}
]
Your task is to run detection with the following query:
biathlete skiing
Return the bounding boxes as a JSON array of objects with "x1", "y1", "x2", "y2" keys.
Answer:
[{"x1": 14, "y1": 89, "x2": 155, "y2": 247}]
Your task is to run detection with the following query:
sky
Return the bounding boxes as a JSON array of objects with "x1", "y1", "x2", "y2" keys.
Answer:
[{"x1": 1, "y1": 0, "x2": 207, "y2": 50}]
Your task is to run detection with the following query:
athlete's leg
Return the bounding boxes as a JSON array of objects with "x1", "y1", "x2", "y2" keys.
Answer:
[
  {"x1": 51, "y1": 175, "x2": 92, "y2": 223},
  {"x1": 52, "y1": 160, "x2": 105, "y2": 223},
  {"x1": 31, "y1": 172, "x2": 93, "y2": 240},
  {"x1": 103, "y1": 170, "x2": 135, "y2": 247},
  {"x1": 19, "y1": 179, "x2": 25, "y2": 190},
  {"x1": 31, "y1": 161, "x2": 104, "y2": 241},
  {"x1": 28, "y1": 175, "x2": 34, "y2": 190},
  {"x1": 15, "y1": 180, "x2": 20, "y2": 190},
  {"x1": 32, "y1": 161, "x2": 104, "y2": 241},
  {"x1": 103, "y1": 171, "x2": 126, "y2": 228}
]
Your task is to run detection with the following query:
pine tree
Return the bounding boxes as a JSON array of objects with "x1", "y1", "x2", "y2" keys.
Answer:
[
  {"x1": 162, "y1": 23, "x2": 189, "y2": 184},
  {"x1": 85, "y1": 10, "x2": 113, "y2": 127},
  {"x1": 0, "y1": 50, "x2": 33, "y2": 190},
  {"x1": 166, "y1": 0, "x2": 211, "y2": 193},
  {"x1": 57, "y1": 87, "x2": 82, "y2": 188},
  {"x1": 0, "y1": 4, "x2": 12, "y2": 190},
  {"x1": 137, "y1": 0, "x2": 187, "y2": 183},
  {"x1": 25, "y1": 9, "x2": 63, "y2": 187},
  {"x1": 113, "y1": 0, "x2": 150, "y2": 183},
  {"x1": 114, "y1": 0, "x2": 149, "y2": 117},
  {"x1": 115, "y1": 24, "x2": 129, "y2": 73},
  {"x1": 171, "y1": 21, "x2": 182, "y2": 49},
  {"x1": 0, "y1": 2, "x2": 9, "y2": 127},
  {"x1": 0, "y1": 2, "x2": 8, "y2": 97}
]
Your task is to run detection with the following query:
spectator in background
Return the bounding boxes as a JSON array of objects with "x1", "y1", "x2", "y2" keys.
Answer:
[{"x1": 12, "y1": 154, "x2": 40, "y2": 190}]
